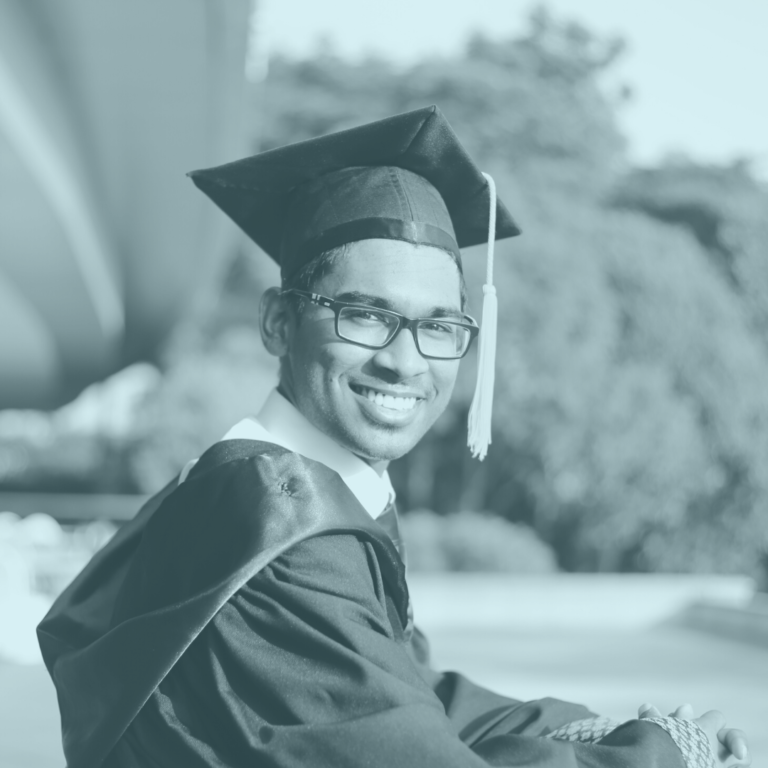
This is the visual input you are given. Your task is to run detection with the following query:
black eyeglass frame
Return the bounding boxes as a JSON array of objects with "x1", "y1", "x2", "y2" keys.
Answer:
[{"x1": 281, "y1": 289, "x2": 479, "y2": 360}]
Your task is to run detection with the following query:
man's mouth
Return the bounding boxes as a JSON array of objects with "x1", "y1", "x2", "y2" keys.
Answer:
[{"x1": 350, "y1": 384, "x2": 420, "y2": 412}]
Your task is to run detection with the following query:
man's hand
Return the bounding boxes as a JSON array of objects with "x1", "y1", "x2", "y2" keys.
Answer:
[{"x1": 638, "y1": 703, "x2": 751, "y2": 767}]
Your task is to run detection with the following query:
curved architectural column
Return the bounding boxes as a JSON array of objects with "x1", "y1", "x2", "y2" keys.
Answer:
[
  {"x1": 0, "y1": 51, "x2": 124, "y2": 340},
  {"x1": 0, "y1": 0, "x2": 252, "y2": 408}
]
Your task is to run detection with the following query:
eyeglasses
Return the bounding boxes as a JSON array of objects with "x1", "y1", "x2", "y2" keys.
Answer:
[{"x1": 282, "y1": 289, "x2": 479, "y2": 360}]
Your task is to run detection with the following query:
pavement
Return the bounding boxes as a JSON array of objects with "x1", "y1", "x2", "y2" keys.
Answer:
[
  {"x1": 0, "y1": 660, "x2": 63, "y2": 768},
  {"x1": 1, "y1": 623, "x2": 765, "y2": 768}
]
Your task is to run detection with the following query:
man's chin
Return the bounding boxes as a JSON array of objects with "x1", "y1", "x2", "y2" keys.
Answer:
[
  {"x1": 343, "y1": 424, "x2": 425, "y2": 464},
  {"x1": 323, "y1": 397, "x2": 437, "y2": 462}
]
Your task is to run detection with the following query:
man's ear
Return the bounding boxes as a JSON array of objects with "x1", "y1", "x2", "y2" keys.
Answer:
[{"x1": 259, "y1": 287, "x2": 295, "y2": 358}]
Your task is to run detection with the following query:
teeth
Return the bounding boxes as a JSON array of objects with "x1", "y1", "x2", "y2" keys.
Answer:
[{"x1": 358, "y1": 387, "x2": 418, "y2": 411}]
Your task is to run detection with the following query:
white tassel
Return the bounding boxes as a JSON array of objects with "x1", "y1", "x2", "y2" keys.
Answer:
[{"x1": 467, "y1": 172, "x2": 498, "y2": 461}]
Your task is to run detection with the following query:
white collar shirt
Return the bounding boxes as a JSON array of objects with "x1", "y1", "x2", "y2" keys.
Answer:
[{"x1": 179, "y1": 389, "x2": 394, "y2": 519}]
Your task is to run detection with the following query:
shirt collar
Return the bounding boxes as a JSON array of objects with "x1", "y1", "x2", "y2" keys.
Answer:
[{"x1": 216, "y1": 389, "x2": 394, "y2": 519}]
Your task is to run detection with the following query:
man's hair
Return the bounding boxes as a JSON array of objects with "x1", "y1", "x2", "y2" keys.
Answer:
[
  {"x1": 280, "y1": 244, "x2": 351, "y2": 316},
  {"x1": 280, "y1": 243, "x2": 468, "y2": 315}
]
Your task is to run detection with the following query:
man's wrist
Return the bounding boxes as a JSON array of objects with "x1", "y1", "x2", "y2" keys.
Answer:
[
  {"x1": 546, "y1": 716, "x2": 621, "y2": 743},
  {"x1": 641, "y1": 717, "x2": 715, "y2": 768}
]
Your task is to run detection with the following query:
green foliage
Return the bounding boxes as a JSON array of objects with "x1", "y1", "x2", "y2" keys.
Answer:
[
  {"x1": 490, "y1": 204, "x2": 768, "y2": 572},
  {"x1": 122, "y1": 248, "x2": 280, "y2": 493},
  {"x1": 278, "y1": 9, "x2": 768, "y2": 576},
  {"x1": 611, "y1": 158, "x2": 768, "y2": 348},
  {"x1": 401, "y1": 509, "x2": 557, "y2": 572},
  {"x1": 262, "y1": 7, "x2": 627, "y2": 201},
  {"x1": 6, "y1": 8, "x2": 766, "y2": 577},
  {"x1": 0, "y1": 433, "x2": 132, "y2": 493},
  {"x1": 127, "y1": 326, "x2": 277, "y2": 494}
]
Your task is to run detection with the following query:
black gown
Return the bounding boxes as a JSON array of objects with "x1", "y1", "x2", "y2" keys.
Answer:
[{"x1": 38, "y1": 440, "x2": 687, "y2": 768}]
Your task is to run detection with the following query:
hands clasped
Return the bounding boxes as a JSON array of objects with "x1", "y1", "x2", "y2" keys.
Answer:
[{"x1": 638, "y1": 703, "x2": 750, "y2": 767}]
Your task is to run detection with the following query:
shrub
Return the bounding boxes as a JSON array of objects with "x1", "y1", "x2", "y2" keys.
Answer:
[{"x1": 401, "y1": 509, "x2": 558, "y2": 573}]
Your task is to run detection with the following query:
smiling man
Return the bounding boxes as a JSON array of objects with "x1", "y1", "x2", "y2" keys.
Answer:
[
  {"x1": 266, "y1": 237, "x2": 467, "y2": 462},
  {"x1": 38, "y1": 107, "x2": 749, "y2": 768}
]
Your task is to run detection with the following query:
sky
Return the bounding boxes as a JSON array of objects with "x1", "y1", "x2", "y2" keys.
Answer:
[{"x1": 258, "y1": 0, "x2": 768, "y2": 177}]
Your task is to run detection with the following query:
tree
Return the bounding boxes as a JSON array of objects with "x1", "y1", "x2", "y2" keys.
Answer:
[
  {"x1": 612, "y1": 158, "x2": 768, "y2": 350},
  {"x1": 8, "y1": 8, "x2": 767, "y2": 576}
]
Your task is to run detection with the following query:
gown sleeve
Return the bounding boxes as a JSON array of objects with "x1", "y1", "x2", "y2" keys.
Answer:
[
  {"x1": 407, "y1": 624, "x2": 598, "y2": 741},
  {"x1": 106, "y1": 533, "x2": 696, "y2": 768}
]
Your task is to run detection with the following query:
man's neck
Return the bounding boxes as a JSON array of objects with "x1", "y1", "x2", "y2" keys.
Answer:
[{"x1": 365, "y1": 458, "x2": 390, "y2": 477}]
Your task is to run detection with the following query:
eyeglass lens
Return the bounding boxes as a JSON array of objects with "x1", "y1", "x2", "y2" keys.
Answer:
[{"x1": 337, "y1": 307, "x2": 470, "y2": 358}]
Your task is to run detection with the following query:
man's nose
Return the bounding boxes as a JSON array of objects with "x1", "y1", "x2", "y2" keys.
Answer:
[{"x1": 371, "y1": 327, "x2": 430, "y2": 378}]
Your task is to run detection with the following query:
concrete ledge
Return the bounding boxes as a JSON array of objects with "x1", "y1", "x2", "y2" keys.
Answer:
[
  {"x1": 0, "y1": 492, "x2": 147, "y2": 523},
  {"x1": 408, "y1": 574, "x2": 755, "y2": 631},
  {"x1": 675, "y1": 594, "x2": 768, "y2": 647}
]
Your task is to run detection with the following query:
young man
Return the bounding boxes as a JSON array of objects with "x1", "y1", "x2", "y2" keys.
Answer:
[{"x1": 38, "y1": 106, "x2": 749, "y2": 768}]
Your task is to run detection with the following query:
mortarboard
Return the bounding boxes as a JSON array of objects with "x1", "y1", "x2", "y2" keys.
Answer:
[{"x1": 188, "y1": 105, "x2": 520, "y2": 459}]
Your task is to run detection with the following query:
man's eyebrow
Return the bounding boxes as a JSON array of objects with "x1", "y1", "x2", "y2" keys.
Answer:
[
  {"x1": 334, "y1": 291, "x2": 463, "y2": 318},
  {"x1": 334, "y1": 291, "x2": 393, "y2": 309}
]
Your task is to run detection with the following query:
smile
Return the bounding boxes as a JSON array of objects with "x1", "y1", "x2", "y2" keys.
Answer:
[{"x1": 350, "y1": 384, "x2": 420, "y2": 412}]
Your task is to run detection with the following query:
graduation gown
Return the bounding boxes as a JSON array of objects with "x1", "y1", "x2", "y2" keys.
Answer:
[{"x1": 38, "y1": 440, "x2": 686, "y2": 768}]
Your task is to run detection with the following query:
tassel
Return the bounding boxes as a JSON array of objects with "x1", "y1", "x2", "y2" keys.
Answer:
[{"x1": 467, "y1": 172, "x2": 498, "y2": 461}]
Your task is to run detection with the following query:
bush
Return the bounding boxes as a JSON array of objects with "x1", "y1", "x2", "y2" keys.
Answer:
[{"x1": 401, "y1": 509, "x2": 558, "y2": 573}]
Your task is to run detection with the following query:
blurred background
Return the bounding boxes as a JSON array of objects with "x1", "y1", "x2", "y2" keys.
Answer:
[{"x1": 0, "y1": 0, "x2": 766, "y2": 765}]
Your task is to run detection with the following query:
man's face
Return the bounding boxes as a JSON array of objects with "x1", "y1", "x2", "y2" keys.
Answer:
[{"x1": 281, "y1": 239, "x2": 464, "y2": 462}]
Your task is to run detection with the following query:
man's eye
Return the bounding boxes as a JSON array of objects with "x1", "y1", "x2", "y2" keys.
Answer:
[
  {"x1": 421, "y1": 321, "x2": 454, "y2": 334},
  {"x1": 346, "y1": 309, "x2": 388, "y2": 323}
]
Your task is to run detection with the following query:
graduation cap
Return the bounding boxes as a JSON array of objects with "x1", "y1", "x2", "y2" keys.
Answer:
[{"x1": 188, "y1": 105, "x2": 520, "y2": 459}]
